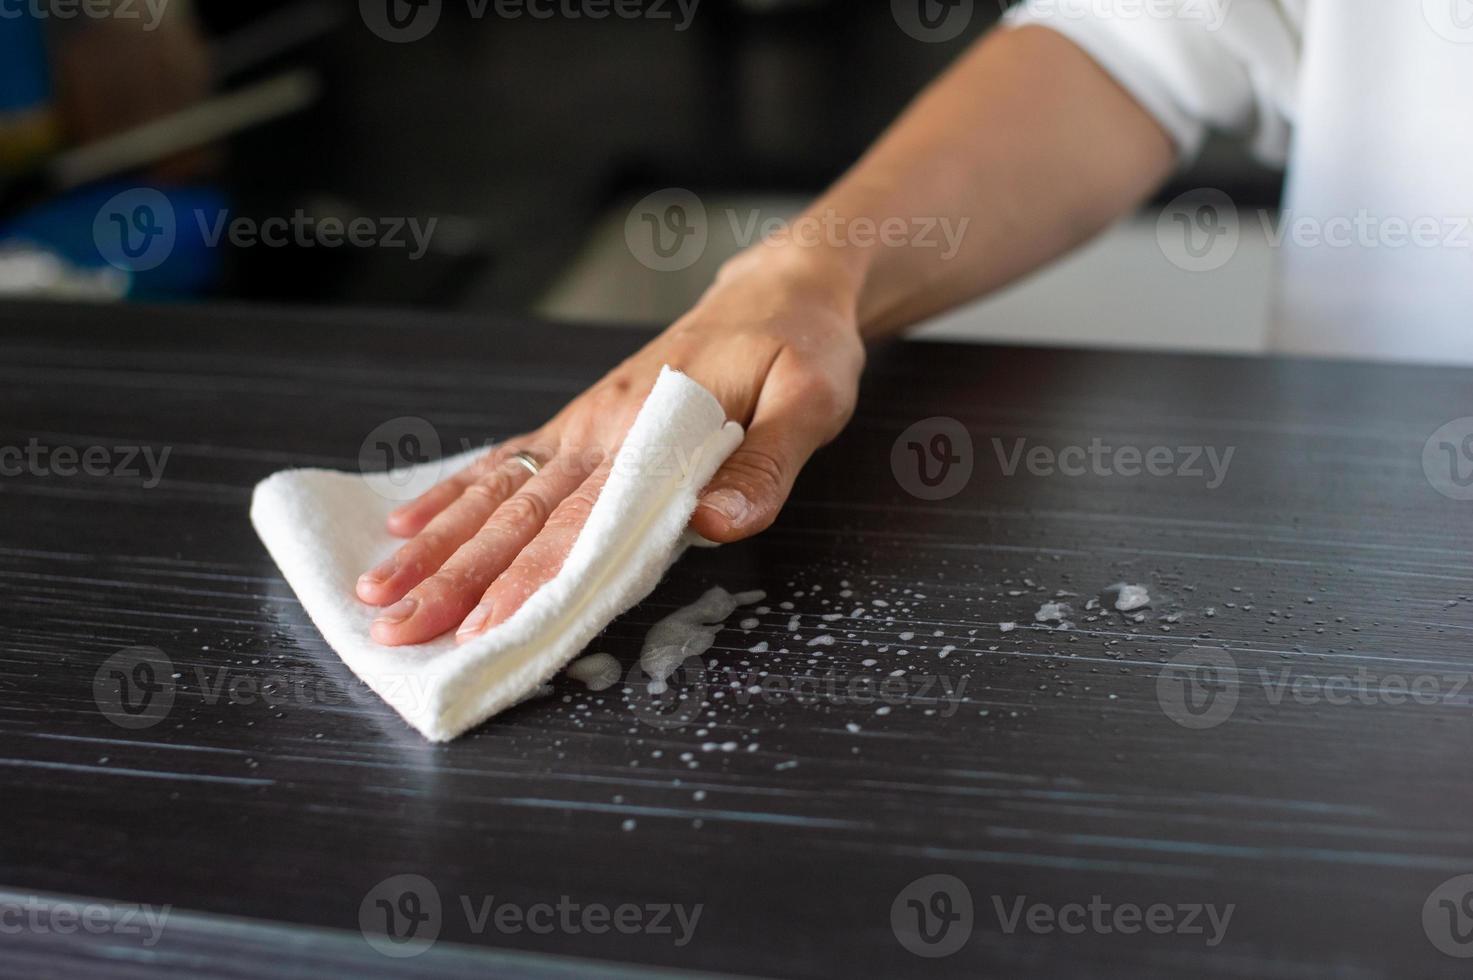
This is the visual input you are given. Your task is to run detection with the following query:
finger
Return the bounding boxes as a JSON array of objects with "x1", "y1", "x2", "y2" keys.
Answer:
[
  {"x1": 691, "y1": 361, "x2": 852, "y2": 544},
  {"x1": 370, "y1": 453, "x2": 594, "y2": 646},
  {"x1": 456, "y1": 461, "x2": 613, "y2": 642},
  {"x1": 356, "y1": 453, "x2": 539, "y2": 606},
  {"x1": 384, "y1": 438, "x2": 547, "y2": 538}
]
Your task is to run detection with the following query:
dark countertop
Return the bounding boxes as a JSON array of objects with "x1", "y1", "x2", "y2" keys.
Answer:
[{"x1": 1, "y1": 300, "x2": 1471, "y2": 978}]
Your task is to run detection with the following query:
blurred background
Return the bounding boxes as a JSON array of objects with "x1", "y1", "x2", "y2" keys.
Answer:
[{"x1": 0, "y1": 0, "x2": 1285, "y2": 350}]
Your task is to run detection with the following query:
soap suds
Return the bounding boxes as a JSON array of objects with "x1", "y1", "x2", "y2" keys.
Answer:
[
  {"x1": 1034, "y1": 601, "x2": 1072, "y2": 624},
  {"x1": 639, "y1": 587, "x2": 766, "y2": 693},
  {"x1": 1108, "y1": 582, "x2": 1151, "y2": 612},
  {"x1": 567, "y1": 652, "x2": 621, "y2": 691}
]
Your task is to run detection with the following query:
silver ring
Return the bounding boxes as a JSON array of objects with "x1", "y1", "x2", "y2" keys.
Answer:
[{"x1": 510, "y1": 450, "x2": 541, "y2": 477}]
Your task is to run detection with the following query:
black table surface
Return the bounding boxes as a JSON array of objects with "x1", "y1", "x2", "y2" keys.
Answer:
[{"x1": 2, "y1": 300, "x2": 1471, "y2": 979}]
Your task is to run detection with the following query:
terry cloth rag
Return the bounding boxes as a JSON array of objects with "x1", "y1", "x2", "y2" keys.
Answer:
[{"x1": 249, "y1": 367, "x2": 743, "y2": 741}]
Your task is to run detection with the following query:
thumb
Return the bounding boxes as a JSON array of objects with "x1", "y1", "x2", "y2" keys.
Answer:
[{"x1": 691, "y1": 371, "x2": 850, "y2": 543}]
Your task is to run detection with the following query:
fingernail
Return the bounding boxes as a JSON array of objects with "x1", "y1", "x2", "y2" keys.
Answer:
[
  {"x1": 358, "y1": 556, "x2": 398, "y2": 587},
  {"x1": 700, "y1": 488, "x2": 752, "y2": 527},
  {"x1": 456, "y1": 603, "x2": 495, "y2": 641},
  {"x1": 374, "y1": 597, "x2": 417, "y2": 626}
]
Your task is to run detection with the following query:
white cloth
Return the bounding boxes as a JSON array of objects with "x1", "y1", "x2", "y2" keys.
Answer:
[
  {"x1": 250, "y1": 367, "x2": 743, "y2": 742},
  {"x1": 1007, "y1": 0, "x2": 1473, "y2": 364}
]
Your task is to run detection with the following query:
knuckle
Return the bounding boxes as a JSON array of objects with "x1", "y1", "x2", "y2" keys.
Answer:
[
  {"x1": 462, "y1": 469, "x2": 514, "y2": 506},
  {"x1": 725, "y1": 446, "x2": 787, "y2": 500},
  {"x1": 547, "y1": 481, "x2": 601, "y2": 529},
  {"x1": 494, "y1": 490, "x2": 552, "y2": 529},
  {"x1": 794, "y1": 369, "x2": 854, "y2": 422},
  {"x1": 460, "y1": 481, "x2": 500, "y2": 507}
]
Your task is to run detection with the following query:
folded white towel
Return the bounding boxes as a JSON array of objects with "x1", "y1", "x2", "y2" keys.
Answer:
[{"x1": 249, "y1": 367, "x2": 743, "y2": 741}]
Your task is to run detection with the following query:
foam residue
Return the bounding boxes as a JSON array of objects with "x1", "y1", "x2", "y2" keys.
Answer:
[
  {"x1": 1109, "y1": 583, "x2": 1151, "y2": 612},
  {"x1": 1034, "y1": 601, "x2": 1072, "y2": 624},
  {"x1": 567, "y1": 652, "x2": 621, "y2": 691},
  {"x1": 639, "y1": 587, "x2": 766, "y2": 694}
]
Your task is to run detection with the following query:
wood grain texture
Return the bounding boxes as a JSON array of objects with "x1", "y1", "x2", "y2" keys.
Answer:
[{"x1": 1, "y1": 300, "x2": 1471, "y2": 978}]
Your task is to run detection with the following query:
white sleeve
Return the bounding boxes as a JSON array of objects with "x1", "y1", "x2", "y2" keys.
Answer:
[{"x1": 1004, "y1": 0, "x2": 1303, "y2": 165}]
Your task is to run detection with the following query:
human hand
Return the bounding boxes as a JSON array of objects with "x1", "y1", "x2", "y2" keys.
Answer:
[{"x1": 355, "y1": 249, "x2": 865, "y2": 646}]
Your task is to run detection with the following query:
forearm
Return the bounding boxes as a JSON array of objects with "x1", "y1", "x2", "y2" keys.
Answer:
[{"x1": 728, "y1": 25, "x2": 1177, "y2": 339}]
